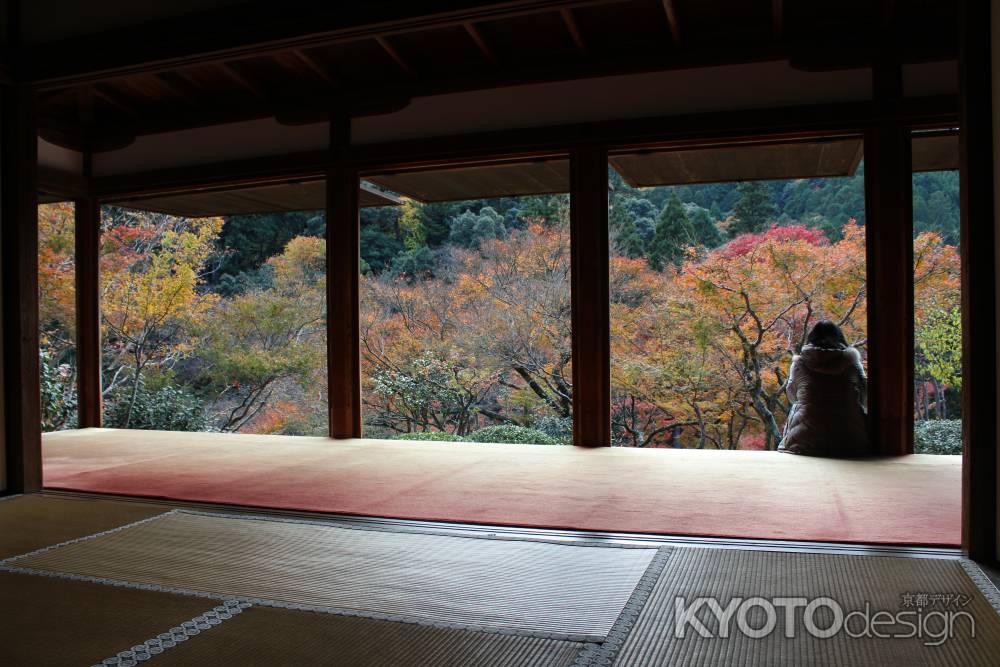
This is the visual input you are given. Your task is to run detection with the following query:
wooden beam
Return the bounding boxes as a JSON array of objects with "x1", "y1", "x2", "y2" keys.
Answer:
[
  {"x1": 570, "y1": 144, "x2": 610, "y2": 446},
  {"x1": 958, "y1": 0, "x2": 998, "y2": 563},
  {"x1": 215, "y1": 61, "x2": 266, "y2": 98},
  {"x1": 38, "y1": 165, "x2": 89, "y2": 200},
  {"x1": 375, "y1": 35, "x2": 414, "y2": 77},
  {"x1": 74, "y1": 194, "x2": 102, "y2": 428},
  {"x1": 661, "y1": 0, "x2": 681, "y2": 47},
  {"x1": 463, "y1": 21, "x2": 497, "y2": 65},
  {"x1": 327, "y1": 117, "x2": 362, "y2": 438},
  {"x1": 1, "y1": 84, "x2": 41, "y2": 492},
  {"x1": 560, "y1": 8, "x2": 587, "y2": 56},
  {"x1": 863, "y1": 56, "x2": 913, "y2": 457},
  {"x1": 84, "y1": 96, "x2": 958, "y2": 200},
  {"x1": 349, "y1": 97, "x2": 955, "y2": 170}
]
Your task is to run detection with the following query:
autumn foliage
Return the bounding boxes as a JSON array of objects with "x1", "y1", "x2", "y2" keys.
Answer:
[{"x1": 37, "y1": 175, "x2": 961, "y2": 448}]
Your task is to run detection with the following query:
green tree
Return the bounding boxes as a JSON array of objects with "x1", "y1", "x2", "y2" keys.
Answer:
[
  {"x1": 916, "y1": 306, "x2": 962, "y2": 390},
  {"x1": 392, "y1": 246, "x2": 436, "y2": 280},
  {"x1": 448, "y1": 206, "x2": 505, "y2": 248},
  {"x1": 648, "y1": 193, "x2": 694, "y2": 270},
  {"x1": 215, "y1": 211, "x2": 323, "y2": 282},
  {"x1": 610, "y1": 199, "x2": 645, "y2": 258},
  {"x1": 688, "y1": 207, "x2": 723, "y2": 249},
  {"x1": 729, "y1": 181, "x2": 776, "y2": 237}
]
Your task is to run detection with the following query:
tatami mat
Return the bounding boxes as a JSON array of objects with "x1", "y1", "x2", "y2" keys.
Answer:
[
  {"x1": 0, "y1": 572, "x2": 218, "y2": 667},
  {"x1": 5, "y1": 494, "x2": 998, "y2": 666},
  {"x1": 0, "y1": 494, "x2": 167, "y2": 559},
  {"x1": 613, "y1": 548, "x2": 1000, "y2": 666},
  {"x1": 8, "y1": 509, "x2": 659, "y2": 642},
  {"x1": 150, "y1": 604, "x2": 584, "y2": 667}
]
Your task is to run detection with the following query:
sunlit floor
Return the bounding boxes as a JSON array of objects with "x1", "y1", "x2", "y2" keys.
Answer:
[{"x1": 42, "y1": 428, "x2": 961, "y2": 546}]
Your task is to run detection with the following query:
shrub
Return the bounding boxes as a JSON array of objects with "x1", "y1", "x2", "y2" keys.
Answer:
[
  {"x1": 531, "y1": 416, "x2": 573, "y2": 444},
  {"x1": 466, "y1": 424, "x2": 561, "y2": 445},
  {"x1": 394, "y1": 431, "x2": 464, "y2": 442},
  {"x1": 105, "y1": 382, "x2": 208, "y2": 432},
  {"x1": 914, "y1": 419, "x2": 962, "y2": 455},
  {"x1": 40, "y1": 349, "x2": 77, "y2": 431}
]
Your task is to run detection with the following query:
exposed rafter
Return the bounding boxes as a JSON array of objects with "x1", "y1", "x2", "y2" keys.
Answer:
[
  {"x1": 215, "y1": 61, "x2": 266, "y2": 98},
  {"x1": 150, "y1": 73, "x2": 196, "y2": 105},
  {"x1": 292, "y1": 49, "x2": 339, "y2": 87},
  {"x1": 92, "y1": 85, "x2": 135, "y2": 116},
  {"x1": 560, "y1": 8, "x2": 587, "y2": 56},
  {"x1": 26, "y1": 0, "x2": 628, "y2": 88},
  {"x1": 661, "y1": 0, "x2": 681, "y2": 47},
  {"x1": 463, "y1": 21, "x2": 497, "y2": 65},
  {"x1": 375, "y1": 35, "x2": 414, "y2": 76}
]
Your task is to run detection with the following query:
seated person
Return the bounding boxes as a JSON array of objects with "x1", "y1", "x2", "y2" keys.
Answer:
[{"x1": 779, "y1": 320, "x2": 870, "y2": 456}]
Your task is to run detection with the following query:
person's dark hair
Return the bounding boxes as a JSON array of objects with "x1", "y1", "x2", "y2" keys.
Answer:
[{"x1": 806, "y1": 320, "x2": 848, "y2": 349}]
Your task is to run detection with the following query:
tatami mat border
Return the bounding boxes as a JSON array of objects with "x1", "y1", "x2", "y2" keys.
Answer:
[
  {"x1": 961, "y1": 559, "x2": 1000, "y2": 616},
  {"x1": 89, "y1": 600, "x2": 252, "y2": 667},
  {"x1": 573, "y1": 547, "x2": 673, "y2": 667}
]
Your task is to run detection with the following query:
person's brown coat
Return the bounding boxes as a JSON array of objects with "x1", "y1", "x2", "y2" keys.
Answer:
[{"x1": 778, "y1": 344, "x2": 869, "y2": 456}]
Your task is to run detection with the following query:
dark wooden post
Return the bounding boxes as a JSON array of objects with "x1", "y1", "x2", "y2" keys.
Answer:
[
  {"x1": 958, "y1": 0, "x2": 998, "y2": 562},
  {"x1": 326, "y1": 116, "x2": 362, "y2": 438},
  {"x1": 570, "y1": 145, "x2": 611, "y2": 446},
  {"x1": 863, "y1": 57, "x2": 913, "y2": 456},
  {"x1": 1, "y1": 84, "x2": 41, "y2": 492},
  {"x1": 74, "y1": 195, "x2": 102, "y2": 427}
]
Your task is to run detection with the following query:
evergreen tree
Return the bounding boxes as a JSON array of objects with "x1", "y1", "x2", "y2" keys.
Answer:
[
  {"x1": 418, "y1": 203, "x2": 454, "y2": 247},
  {"x1": 709, "y1": 201, "x2": 723, "y2": 222},
  {"x1": 729, "y1": 181, "x2": 776, "y2": 237},
  {"x1": 648, "y1": 193, "x2": 695, "y2": 270},
  {"x1": 391, "y1": 246, "x2": 436, "y2": 281},
  {"x1": 688, "y1": 207, "x2": 723, "y2": 249},
  {"x1": 610, "y1": 199, "x2": 646, "y2": 258},
  {"x1": 448, "y1": 206, "x2": 506, "y2": 248}
]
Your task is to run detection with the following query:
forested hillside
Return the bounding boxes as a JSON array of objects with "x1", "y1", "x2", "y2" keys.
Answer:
[{"x1": 37, "y1": 166, "x2": 962, "y2": 450}]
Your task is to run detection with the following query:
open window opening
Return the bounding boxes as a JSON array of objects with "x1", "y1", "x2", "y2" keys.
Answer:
[
  {"x1": 360, "y1": 159, "x2": 573, "y2": 445},
  {"x1": 38, "y1": 200, "x2": 77, "y2": 432},
  {"x1": 97, "y1": 179, "x2": 341, "y2": 435},
  {"x1": 608, "y1": 138, "x2": 869, "y2": 449},
  {"x1": 912, "y1": 130, "x2": 962, "y2": 455}
]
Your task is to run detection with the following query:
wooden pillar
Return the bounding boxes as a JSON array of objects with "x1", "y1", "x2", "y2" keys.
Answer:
[
  {"x1": 959, "y1": 0, "x2": 998, "y2": 562},
  {"x1": 326, "y1": 117, "x2": 362, "y2": 438},
  {"x1": 570, "y1": 145, "x2": 611, "y2": 446},
  {"x1": 1, "y1": 84, "x2": 41, "y2": 492},
  {"x1": 863, "y1": 58, "x2": 913, "y2": 456},
  {"x1": 74, "y1": 195, "x2": 102, "y2": 427}
]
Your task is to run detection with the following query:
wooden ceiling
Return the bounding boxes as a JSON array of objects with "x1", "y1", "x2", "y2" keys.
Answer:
[
  {"x1": 610, "y1": 139, "x2": 865, "y2": 187},
  {"x1": 609, "y1": 133, "x2": 958, "y2": 188},
  {"x1": 30, "y1": 0, "x2": 960, "y2": 153},
  {"x1": 107, "y1": 180, "x2": 401, "y2": 216},
  {"x1": 912, "y1": 132, "x2": 959, "y2": 172},
  {"x1": 367, "y1": 159, "x2": 569, "y2": 202}
]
